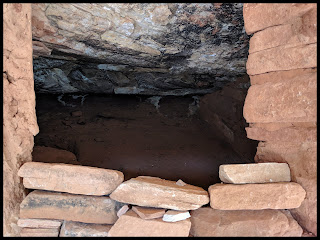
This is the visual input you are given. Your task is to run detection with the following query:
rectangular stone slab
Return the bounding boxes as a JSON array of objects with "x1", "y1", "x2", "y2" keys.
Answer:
[
  {"x1": 59, "y1": 220, "x2": 112, "y2": 237},
  {"x1": 108, "y1": 210, "x2": 191, "y2": 237},
  {"x1": 18, "y1": 162, "x2": 124, "y2": 195},
  {"x1": 20, "y1": 190, "x2": 124, "y2": 224},
  {"x1": 110, "y1": 176, "x2": 209, "y2": 211},
  {"x1": 17, "y1": 218, "x2": 63, "y2": 228},
  {"x1": 190, "y1": 207, "x2": 303, "y2": 237},
  {"x1": 208, "y1": 182, "x2": 306, "y2": 210},
  {"x1": 219, "y1": 163, "x2": 291, "y2": 184},
  {"x1": 20, "y1": 228, "x2": 60, "y2": 237}
]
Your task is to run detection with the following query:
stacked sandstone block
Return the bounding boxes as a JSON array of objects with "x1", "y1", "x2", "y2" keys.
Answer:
[
  {"x1": 18, "y1": 159, "x2": 307, "y2": 237},
  {"x1": 242, "y1": 3, "x2": 317, "y2": 235},
  {"x1": 191, "y1": 162, "x2": 306, "y2": 237}
]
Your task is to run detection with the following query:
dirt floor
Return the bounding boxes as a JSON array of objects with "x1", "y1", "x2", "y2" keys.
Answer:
[{"x1": 34, "y1": 93, "x2": 254, "y2": 190}]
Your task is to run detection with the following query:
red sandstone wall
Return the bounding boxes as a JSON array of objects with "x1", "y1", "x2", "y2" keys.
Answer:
[
  {"x1": 243, "y1": 3, "x2": 317, "y2": 235},
  {"x1": 3, "y1": 3, "x2": 39, "y2": 236}
]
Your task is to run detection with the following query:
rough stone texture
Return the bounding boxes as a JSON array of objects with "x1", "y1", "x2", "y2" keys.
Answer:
[
  {"x1": 243, "y1": 3, "x2": 317, "y2": 235},
  {"x1": 132, "y1": 206, "x2": 166, "y2": 220},
  {"x1": 246, "y1": 43, "x2": 316, "y2": 75},
  {"x1": 31, "y1": 3, "x2": 250, "y2": 95},
  {"x1": 17, "y1": 218, "x2": 62, "y2": 228},
  {"x1": 162, "y1": 210, "x2": 191, "y2": 222},
  {"x1": 243, "y1": 72, "x2": 317, "y2": 123},
  {"x1": 3, "y1": 3, "x2": 39, "y2": 236},
  {"x1": 208, "y1": 182, "x2": 306, "y2": 210},
  {"x1": 219, "y1": 163, "x2": 291, "y2": 184},
  {"x1": 20, "y1": 190, "x2": 124, "y2": 224},
  {"x1": 59, "y1": 220, "x2": 112, "y2": 237},
  {"x1": 18, "y1": 162, "x2": 124, "y2": 195},
  {"x1": 110, "y1": 176, "x2": 209, "y2": 211},
  {"x1": 20, "y1": 227, "x2": 60, "y2": 237},
  {"x1": 255, "y1": 141, "x2": 317, "y2": 235},
  {"x1": 243, "y1": 3, "x2": 316, "y2": 35},
  {"x1": 32, "y1": 145, "x2": 79, "y2": 165},
  {"x1": 190, "y1": 207, "x2": 303, "y2": 237},
  {"x1": 108, "y1": 210, "x2": 191, "y2": 237},
  {"x1": 248, "y1": 7, "x2": 317, "y2": 54},
  {"x1": 249, "y1": 68, "x2": 317, "y2": 85},
  {"x1": 199, "y1": 75, "x2": 258, "y2": 160}
]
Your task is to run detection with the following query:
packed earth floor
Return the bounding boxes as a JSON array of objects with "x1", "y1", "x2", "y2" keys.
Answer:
[{"x1": 34, "y1": 93, "x2": 254, "y2": 190}]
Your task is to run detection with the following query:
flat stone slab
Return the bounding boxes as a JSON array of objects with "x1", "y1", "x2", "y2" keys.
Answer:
[
  {"x1": 208, "y1": 182, "x2": 306, "y2": 210},
  {"x1": 190, "y1": 207, "x2": 303, "y2": 237},
  {"x1": 162, "y1": 210, "x2": 191, "y2": 222},
  {"x1": 18, "y1": 162, "x2": 124, "y2": 195},
  {"x1": 59, "y1": 220, "x2": 112, "y2": 237},
  {"x1": 20, "y1": 227, "x2": 60, "y2": 237},
  {"x1": 110, "y1": 176, "x2": 209, "y2": 211},
  {"x1": 132, "y1": 206, "x2": 166, "y2": 220},
  {"x1": 108, "y1": 210, "x2": 191, "y2": 237},
  {"x1": 17, "y1": 218, "x2": 63, "y2": 228},
  {"x1": 20, "y1": 190, "x2": 124, "y2": 224},
  {"x1": 219, "y1": 163, "x2": 291, "y2": 184}
]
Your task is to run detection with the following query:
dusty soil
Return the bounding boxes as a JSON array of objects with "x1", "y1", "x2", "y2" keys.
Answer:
[{"x1": 34, "y1": 93, "x2": 254, "y2": 190}]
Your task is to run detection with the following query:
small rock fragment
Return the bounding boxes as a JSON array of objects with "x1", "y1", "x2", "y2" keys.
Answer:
[
  {"x1": 117, "y1": 205, "x2": 129, "y2": 218},
  {"x1": 176, "y1": 179, "x2": 187, "y2": 186},
  {"x1": 162, "y1": 210, "x2": 191, "y2": 222},
  {"x1": 132, "y1": 206, "x2": 166, "y2": 220}
]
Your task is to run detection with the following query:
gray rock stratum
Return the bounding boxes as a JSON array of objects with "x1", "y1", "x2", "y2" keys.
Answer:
[{"x1": 32, "y1": 3, "x2": 249, "y2": 95}]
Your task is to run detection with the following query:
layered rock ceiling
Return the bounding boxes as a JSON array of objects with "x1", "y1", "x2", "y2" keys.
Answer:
[{"x1": 31, "y1": 3, "x2": 249, "y2": 95}]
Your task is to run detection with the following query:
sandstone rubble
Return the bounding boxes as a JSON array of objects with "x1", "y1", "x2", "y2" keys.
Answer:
[
  {"x1": 219, "y1": 163, "x2": 291, "y2": 184},
  {"x1": 17, "y1": 218, "x2": 63, "y2": 228},
  {"x1": 110, "y1": 176, "x2": 209, "y2": 211},
  {"x1": 208, "y1": 182, "x2": 306, "y2": 210},
  {"x1": 20, "y1": 227, "x2": 60, "y2": 237},
  {"x1": 108, "y1": 210, "x2": 191, "y2": 237},
  {"x1": 59, "y1": 220, "x2": 112, "y2": 237},
  {"x1": 20, "y1": 190, "x2": 123, "y2": 224},
  {"x1": 132, "y1": 206, "x2": 166, "y2": 220},
  {"x1": 18, "y1": 162, "x2": 124, "y2": 195}
]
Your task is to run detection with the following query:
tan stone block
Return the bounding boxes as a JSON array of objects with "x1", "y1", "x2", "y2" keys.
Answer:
[
  {"x1": 249, "y1": 7, "x2": 317, "y2": 54},
  {"x1": 32, "y1": 145, "x2": 79, "y2": 164},
  {"x1": 17, "y1": 218, "x2": 62, "y2": 228},
  {"x1": 208, "y1": 182, "x2": 306, "y2": 210},
  {"x1": 18, "y1": 162, "x2": 124, "y2": 195},
  {"x1": 20, "y1": 190, "x2": 124, "y2": 224},
  {"x1": 190, "y1": 207, "x2": 303, "y2": 237},
  {"x1": 59, "y1": 220, "x2": 112, "y2": 237},
  {"x1": 249, "y1": 68, "x2": 316, "y2": 85},
  {"x1": 110, "y1": 176, "x2": 209, "y2": 211},
  {"x1": 108, "y1": 210, "x2": 191, "y2": 237},
  {"x1": 246, "y1": 43, "x2": 316, "y2": 75},
  {"x1": 20, "y1": 227, "x2": 60, "y2": 237},
  {"x1": 219, "y1": 163, "x2": 291, "y2": 184},
  {"x1": 246, "y1": 126, "x2": 317, "y2": 142},
  {"x1": 243, "y1": 72, "x2": 317, "y2": 123},
  {"x1": 255, "y1": 141, "x2": 317, "y2": 235},
  {"x1": 132, "y1": 206, "x2": 166, "y2": 220},
  {"x1": 243, "y1": 3, "x2": 316, "y2": 34}
]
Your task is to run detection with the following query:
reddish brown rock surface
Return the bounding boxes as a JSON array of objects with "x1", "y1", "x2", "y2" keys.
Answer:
[
  {"x1": 17, "y1": 218, "x2": 62, "y2": 229},
  {"x1": 208, "y1": 182, "x2": 306, "y2": 210},
  {"x1": 243, "y1": 3, "x2": 316, "y2": 34},
  {"x1": 20, "y1": 190, "x2": 124, "y2": 224},
  {"x1": 219, "y1": 163, "x2": 291, "y2": 184},
  {"x1": 190, "y1": 207, "x2": 303, "y2": 237},
  {"x1": 20, "y1": 228, "x2": 60, "y2": 237},
  {"x1": 132, "y1": 206, "x2": 166, "y2": 220},
  {"x1": 110, "y1": 176, "x2": 209, "y2": 211},
  {"x1": 108, "y1": 210, "x2": 191, "y2": 237},
  {"x1": 59, "y1": 221, "x2": 112, "y2": 237},
  {"x1": 18, "y1": 162, "x2": 124, "y2": 195},
  {"x1": 3, "y1": 3, "x2": 39, "y2": 236},
  {"x1": 32, "y1": 146, "x2": 79, "y2": 165}
]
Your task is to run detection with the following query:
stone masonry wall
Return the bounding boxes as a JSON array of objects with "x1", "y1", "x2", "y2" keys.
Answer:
[
  {"x1": 243, "y1": 3, "x2": 317, "y2": 235},
  {"x1": 3, "y1": 3, "x2": 39, "y2": 236}
]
